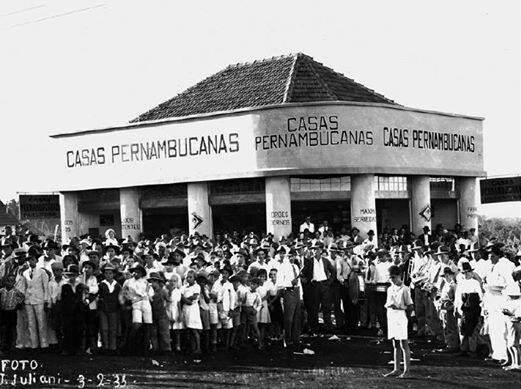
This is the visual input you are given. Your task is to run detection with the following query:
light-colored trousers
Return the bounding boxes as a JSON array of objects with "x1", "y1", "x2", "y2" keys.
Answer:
[{"x1": 25, "y1": 303, "x2": 49, "y2": 348}]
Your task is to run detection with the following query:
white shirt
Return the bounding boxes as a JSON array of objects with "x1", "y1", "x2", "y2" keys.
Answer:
[
  {"x1": 474, "y1": 259, "x2": 492, "y2": 280},
  {"x1": 312, "y1": 257, "x2": 327, "y2": 282},
  {"x1": 124, "y1": 277, "x2": 154, "y2": 303},
  {"x1": 81, "y1": 274, "x2": 99, "y2": 310},
  {"x1": 277, "y1": 260, "x2": 301, "y2": 288},
  {"x1": 36, "y1": 255, "x2": 62, "y2": 273},
  {"x1": 455, "y1": 278, "x2": 482, "y2": 313},
  {"x1": 299, "y1": 222, "x2": 315, "y2": 233},
  {"x1": 485, "y1": 257, "x2": 515, "y2": 292},
  {"x1": 374, "y1": 260, "x2": 392, "y2": 284},
  {"x1": 247, "y1": 261, "x2": 270, "y2": 275}
]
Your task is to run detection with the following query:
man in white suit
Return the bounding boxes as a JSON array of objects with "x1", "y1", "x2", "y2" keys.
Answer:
[{"x1": 20, "y1": 254, "x2": 50, "y2": 349}]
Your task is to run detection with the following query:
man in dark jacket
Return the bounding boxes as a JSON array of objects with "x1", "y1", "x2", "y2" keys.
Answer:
[{"x1": 301, "y1": 241, "x2": 334, "y2": 334}]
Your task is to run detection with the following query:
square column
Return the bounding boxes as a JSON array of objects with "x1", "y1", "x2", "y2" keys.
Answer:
[
  {"x1": 457, "y1": 177, "x2": 479, "y2": 234},
  {"x1": 187, "y1": 182, "x2": 213, "y2": 238},
  {"x1": 409, "y1": 175, "x2": 431, "y2": 235},
  {"x1": 59, "y1": 192, "x2": 79, "y2": 243},
  {"x1": 350, "y1": 174, "x2": 377, "y2": 241},
  {"x1": 120, "y1": 188, "x2": 142, "y2": 242},
  {"x1": 265, "y1": 176, "x2": 292, "y2": 240}
]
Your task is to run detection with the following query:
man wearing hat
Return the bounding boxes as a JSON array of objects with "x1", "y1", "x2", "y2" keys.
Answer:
[
  {"x1": 336, "y1": 244, "x2": 360, "y2": 332},
  {"x1": 299, "y1": 216, "x2": 315, "y2": 234},
  {"x1": 436, "y1": 267, "x2": 459, "y2": 353},
  {"x1": 0, "y1": 242, "x2": 19, "y2": 288},
  {"x1": 483, "y1": 243, "x2": 515, "y2": 361},
  {"x1": 327, "y1": 243, "x2": 344, "y2": 331},
  {"x1": 422, "y1": 245, "x2": 449, "y2": 340},
  {"x1": 351, "y1": 228, "x2": 363, "y2": 245},
  {"x1": 455, "y1": 261, "x2": 483, "y2": 357},
  {"x1": 301, "y1": 241, "x2": 334, "y2": 334},
  {"x1": 19, "y1": 253, "x2": 51, "y2": 350},
  {"x1": 276, "y1": 248, "x2": 303, "y2": 347},
  {"x1": 367, "y1": 248, "x2": 393, "y2": 336},
  {"x1": 60, "y1": 264, "x2": 85, "y2": 355},
  {"x1": 37, "y1": 240, "x2": 62, "y2": 274},
  {"x1": 419, "y1": 226, "x2": 432, "y2": 247},
  {"x1": 362, "y1": 230, "x2": 378, "y2": 251},
  {"x1": 247, "y1": 244, "x2": 271, "y2": 275}
]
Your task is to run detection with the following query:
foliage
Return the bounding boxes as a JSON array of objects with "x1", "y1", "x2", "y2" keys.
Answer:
[{"x1": 478, "y1": 215, "x2": 521, "y2": 251}]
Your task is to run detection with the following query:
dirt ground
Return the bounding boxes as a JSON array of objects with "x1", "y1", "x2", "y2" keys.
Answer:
[{"x1": 1, "y1": 334, "x2": 521, "y2": 389}]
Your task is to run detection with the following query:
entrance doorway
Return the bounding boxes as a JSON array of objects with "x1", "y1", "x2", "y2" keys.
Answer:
[
  {"x1": 142, "y1": 208, "x2": 188, "y2": 238},
  {"x1": 212, "y1": 203, "x2": 266, "y2": 236},
  {"x1": 291, "y1": 201, "x2": 350, "y2": 235}
]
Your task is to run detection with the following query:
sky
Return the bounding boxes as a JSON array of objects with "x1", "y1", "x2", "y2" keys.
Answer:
[{"x1": 1, "y1": 0, "x2": 520, "y2": 217}]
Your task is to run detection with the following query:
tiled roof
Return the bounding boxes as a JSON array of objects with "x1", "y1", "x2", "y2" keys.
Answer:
[
  {"x1": 131, "y1": 53, "x2": 397, "y2": 122},
  {"x1": 0, "y1": 202, "x2": 18, "y2": 227}
]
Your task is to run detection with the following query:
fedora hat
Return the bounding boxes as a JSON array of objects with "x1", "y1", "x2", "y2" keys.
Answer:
[
  {"x1": 63, "y1": 264, "x2": 79, "y2": 277},
  {"x1": 102, "y1": 263, "x2": 117, "y2": 273},
  {"x1": 460, "y1": 261, "x2": 473, "y2": 273},
  {"x1": 148, "y1": 272, "x2": 166, "y2": 283},
  {"x1": 171, "y1": 246, "x2": 186, "y2": 259}
]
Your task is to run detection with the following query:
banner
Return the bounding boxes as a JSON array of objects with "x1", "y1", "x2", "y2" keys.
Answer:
[
  {"x1": 50, "y1": 103, "x2": 484, "y2": 192},
  {"x1": 480, "y1": 176, "x2": 521, "y2": 203},
  {"x1": 19, "y1": 195, "x2": 60, "y2": 219}
]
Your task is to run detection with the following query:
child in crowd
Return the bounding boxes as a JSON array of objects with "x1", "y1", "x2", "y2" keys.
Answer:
[
  {"x1": 238, "y1": 270, "x2": 250, "y2": 346},
  {"x1": 384, "y1": 265, "x2": 413, "y2": 379},
  {"x1": 181, "y1": 269, "x2": 202, "y2": 354},
  {"x1": 244, "y1": 277, "x2": 263, "y2": 349},
  {"x1": 228, "y1": 273, "x2": 241, "y2": 350},
  {"x1": 197, "y1": 272, "x2": 212, "y2": 352},
  {"x1": 149, "y1": 272, "x2": 171, "y2": 354},
  {"x1": 219, "y1": 267, "x2": 235, "y2": 348},
  {"x1": 0, "y1": 274, "x2": 25, "y2": 352},
  {"x1": 256, "y1": 269, "x2": 271, "y2": 346},
  {"x1": 502, "y1": 283, "x2": 521, "y2": 370},
  {"x1": 167, "y1": 273, "x2": 183, "y2": 352},
  {"x1": 122, "y1": 264, "x2": 154, "y2": 355},
  {"x1": 208, "y1": 269, "x2": 222, "y2": 352},
  {"x1": 80, "y1": 260, "x2": 99, "y2": 354},
  {"x1": 98, "y1": 264, "x2": 121, "y2": 354}
]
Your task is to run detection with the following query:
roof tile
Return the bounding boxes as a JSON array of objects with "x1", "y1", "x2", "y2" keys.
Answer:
[{"x1": 131, "y1": 53, "x2": 397, "y2": 122}]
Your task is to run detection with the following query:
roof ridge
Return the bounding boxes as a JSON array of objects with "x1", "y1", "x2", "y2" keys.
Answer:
[
  {"x1": 224, "y1": 53, "x2": 299, "y2": 70},
  {"x1": 312, "y1": 60, "x2": 396, "y2": 104},
  {"x1": 282, "y1": 54, "x2": 299, "y2": 103},
  {"x1": 300, "y1": 55, "x2": 338, "y2": 100}
]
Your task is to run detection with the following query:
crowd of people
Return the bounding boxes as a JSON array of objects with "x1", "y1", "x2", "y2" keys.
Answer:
[{"x1": 0, "y1": 219, "x2": 520, "y2": 377}]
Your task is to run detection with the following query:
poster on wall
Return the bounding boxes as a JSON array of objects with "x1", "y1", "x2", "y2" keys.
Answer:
[{"x1": 19, "y1": 194, "x2": 60, "y2": 219}]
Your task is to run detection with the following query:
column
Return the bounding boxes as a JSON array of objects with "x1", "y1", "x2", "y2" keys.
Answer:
[
  {"x1": 457, "y1": 177, "x2": 479, "y2": 234},
  {"x1": 265, "y1": 176, "x2": 292, "y2": 240},
  {"x1": 59, "y1": 192, "x2": 79, "y2": 243},
  {"x1": 350, "y1": 174, "x2": 377, "y2": 240},
  {"x1": 120, "y1": 188, "x2": 142, "y2": 242},
  {"x1": 187, "y1": 182, "x2": 213, "y2": 238},
  {"x1": 410, "y1": 175, "x2": 431, "y2": 235}
]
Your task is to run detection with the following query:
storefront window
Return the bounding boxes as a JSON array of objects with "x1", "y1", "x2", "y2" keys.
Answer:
[
  {"x1": 290, "y1": 176, "x2": 351, "y2": 192},
  {"x1": 430, "y1": 177, "x2": 455, "y2": 191},
  {"x1": 210, "y1": 178, "x2": 265, "y2": 195}
]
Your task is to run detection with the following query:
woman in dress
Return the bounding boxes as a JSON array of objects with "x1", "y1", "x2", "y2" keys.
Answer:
[{"x1": 180, "y1": 270, "x2": 202, "y2": 354}]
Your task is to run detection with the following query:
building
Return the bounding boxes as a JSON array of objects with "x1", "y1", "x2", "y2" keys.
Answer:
[{"x1": 50, "y1": 53, "x2": 484, "y2": 242}]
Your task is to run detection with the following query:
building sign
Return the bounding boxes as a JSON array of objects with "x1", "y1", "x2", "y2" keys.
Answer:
[
  {"x1": 50, "y1": 103, "x2": 484, "y2": 191},
  {"x1": 480, "y1": 176, "x2": 521, "y2": 204},
  {"x1": 19, "y1": 195, "x2": 60, "y2": 219},
  {"x1": 191, "y1": 212, "x2": 204, "y2": 229},
  {"x1": 419, "y1": 205, "x2": 432, "y2": 222}
]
